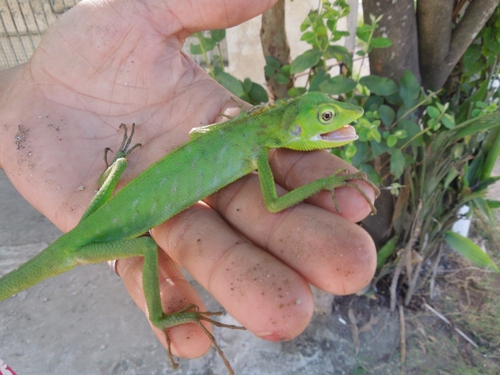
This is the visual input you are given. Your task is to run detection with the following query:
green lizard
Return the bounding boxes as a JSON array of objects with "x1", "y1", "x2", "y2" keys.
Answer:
[{"x1": 0, "y1": 92, "x2": 378, "y2": 374}]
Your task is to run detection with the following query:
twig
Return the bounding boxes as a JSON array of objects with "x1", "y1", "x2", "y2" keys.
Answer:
[
  {"x1": 398, "y1": 302, "x2": 406, "y2": 375},
  {"x1": 348, "y1": 306, "x2": 360, "y2": 355},
  {"x1": 402, "y1": 200, "x2": 423, "y2": 306},
  {"x1": 429, "y1": 243, "x2": 444, "y2": 299},
  {"x1": 390, "y1": 257, "x2": 404, "y2": 312},
  {"x1": 423, "y1": 302, "x2": 479, "y2": 348}
]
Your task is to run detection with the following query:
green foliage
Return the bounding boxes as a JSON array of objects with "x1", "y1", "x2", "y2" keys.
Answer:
[
  {"x1": 189, "y1": 30, "x2": 268, "y2": 104},
  {"x1": 444, "y1": 231, "x2": 499, "y2": 272},
  {"x1": 189, "y1": 1, "x2": 500, "y2": 295},
  {"x1": 376, "y1": 236, "x2": 397, "y2": 270}
]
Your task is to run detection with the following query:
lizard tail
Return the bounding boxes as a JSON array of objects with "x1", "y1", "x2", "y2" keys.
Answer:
[{"x1": 0, "y1": 237, "x2": 76, "y2": 301}]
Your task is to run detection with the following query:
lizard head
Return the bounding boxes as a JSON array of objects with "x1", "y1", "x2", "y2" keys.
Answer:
[{"x1": 282, "y1": 92, "x2": 363, "y2": 151}]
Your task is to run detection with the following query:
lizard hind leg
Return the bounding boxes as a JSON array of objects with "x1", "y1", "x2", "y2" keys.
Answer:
[{"x1": 139, "y1": 239, "x2": 245, "y2": 374}]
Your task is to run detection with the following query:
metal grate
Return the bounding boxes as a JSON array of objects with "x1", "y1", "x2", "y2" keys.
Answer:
[
  {"x1": 0, "y1": 0, "x2": 80, "y2": 68},
  {"x1": 0, "y1": 0, "x2": 227, "y2": 69}
]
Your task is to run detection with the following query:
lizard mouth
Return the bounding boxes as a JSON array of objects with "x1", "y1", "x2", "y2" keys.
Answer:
[{"x1": 319, "y1": 124, "x2": 358, "y2": 142}]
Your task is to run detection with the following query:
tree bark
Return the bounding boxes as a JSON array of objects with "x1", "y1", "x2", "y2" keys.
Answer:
[
  {"x1": 417, "y1": 1, "x2": 454, "y2": 90},
  {"x1": 418, "y1": 0, "x2": 500, "y2": 90},
  {"x1": 362, "y1": 0, "x2": 421, "y2": 84},
  {"x1": 260, "y1": 0, "x2": 292, "y2": 99}
]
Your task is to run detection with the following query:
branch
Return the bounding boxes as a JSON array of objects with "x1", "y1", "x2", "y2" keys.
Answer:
[
  {"x1": 260, "y1": 0, "x2": 292, "y2": 99},
  {"x1": 417, "y1": 0, "x2": 454, "y2": 90},
  {"x1": 447, "y1": 0, "x2": 500, "y2": 66}
]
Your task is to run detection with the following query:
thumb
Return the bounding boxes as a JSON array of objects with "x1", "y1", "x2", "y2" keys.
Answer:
[{"x1": 152, "y1": 0, "x2": 278, "y2": 35}]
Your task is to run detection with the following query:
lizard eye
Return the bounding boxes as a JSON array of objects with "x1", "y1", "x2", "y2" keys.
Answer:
[{"x1": 319, "y1": 109, "x2": 335, "y2": 123}]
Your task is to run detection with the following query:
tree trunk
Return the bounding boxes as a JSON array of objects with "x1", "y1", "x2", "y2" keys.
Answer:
[
  {"x1": 362, "y1": 0, "x2": 421, "y2": 84},
  {"x1": 418, "y1": 0, "x2": 500, "y2": 90},
  {"x1": 260, "y1": 0, "x2": 292, "y2": 99}
]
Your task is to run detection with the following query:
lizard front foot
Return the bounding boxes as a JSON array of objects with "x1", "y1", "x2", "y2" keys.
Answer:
[{"x1": 328, "y1": 168, "x2": 380, "y2": 215}]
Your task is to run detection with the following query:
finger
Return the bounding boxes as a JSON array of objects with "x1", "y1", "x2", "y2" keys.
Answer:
[
  {"x1": 151, "y1": 203, "x2": 315, "y2": 342},
  {"x1": 114, "y1": 249, "x2": 214, "y2": 358},
  {"x1": 269, "y1": 149, "x2": 377, "y2": 222},
  {"x1": 149, "y1": 0, "x2": 278, "y2": 35},
  {"x1": 206, "y1": 174, "x2": 377, "y2": 295}
]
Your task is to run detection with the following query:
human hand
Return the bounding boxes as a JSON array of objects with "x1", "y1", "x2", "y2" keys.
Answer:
[{"x1": 0, "y1": 0, "x2": 376, "y2": 363}]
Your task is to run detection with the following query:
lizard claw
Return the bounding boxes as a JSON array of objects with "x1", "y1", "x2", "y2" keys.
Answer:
[
  {"x1": 330, "y1": 168, "x2": 380, "y2": 215},
  {"x1": 161, "y1": 304, "x2": 245, "y2": 375},
  {"x1": 104, "y1": 123, "x2": 142, "y2": 168}
]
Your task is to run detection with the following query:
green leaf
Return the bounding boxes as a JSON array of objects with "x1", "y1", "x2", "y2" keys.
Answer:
[
  {"x1": 399, "y1": 120, "x2": 422, "y2": 147},
  {"x1": 274, "y1": 73, "x2": 290, "y2": 85},
  {"x1": 359, "y1": 75, "x2": 399, "y2": 96},
  {"x1": 364, "y1": 95, "x2": 384, "y2": 111},
  {"x1": 248, "y1": 82, "x2": 269, "y2": 104},
  {"x1": 300, "y1": 31, "x2": 317, "y2": 43},
  {"x1": 463, "y1": 44, "x2": 482, "y2": 70},
  {"x1": 379, "y1": 105, "x2": 395, "y2": 126},
  {"x1": 190, "y1": 37, "x2": 217, "y2": 54},
  {"x1": 309, "y1": 70, "x2": 329, "y2": 92},
  {"x1": 377, "y1": 236, "x2": 397, "y2": 269},
  {"x1": 390, "y1": 148, "x2": 406, "y2": 178},
  {"x1": 290, "y1": 49, "x2": 322, "y2": 74},
  {"x1": 264, "y1": 64, "x2": 276, "y2": 78},
  {"x1": 242, "y1": 78, "x2": 252, "y2": 94},
  {"x1": 190, "y1": 43, "x2": 203, "y2": 55},
  {"x1": 215, "y1": 72, "x2": 244, "y2": 97},
  {"x1": 319, "y1": 75, "x2": 357, "y2": 95},
  {"x1": 387, "y1": 134, "x2": 398, "y2": 147},
  {"x1": 280, "y1": 65, "x2": 291, "y2": 75},
  {"x1": 453, "y1": 112, "x2": 500, "y2": 139},
  {"x1": 399, "y1": 70, "x2": 420, "y2": 108},
  {"x1": 428, "y1": 118, "x2": 440, "y2": 130},
  {"x1": 371, "y1": 139, "x2": 389, "y2": 157},
  {"x1": 356, "y1": 24, "x2": 372, "y2": 43},
  {"x1": 360, "y1": 163, "x2": 382, "y2": 185},
  {"x1": 210, "y1": 29, "x2": 226, "y2": 43},
  {"x1": 370, "y1": 37, "x2": 392, "y2": 48},
  {"x1": 426, "y1": 106, "x2": 440, "y2": 119},
  {"x1": 444, "y1": 231, "x2": 500, "y2": 272},
  {"x1": 288, "y1": 87, "x2": 307, "y2": 97},
  {"x1": 471, "y1": 197, "x2": 496, "y2": 224},
  {"x1": 444, "y1": 168, "x2": 460, "y2": 189},
  {"x1": 441, "y1": 113, "x2": 455, "y2": 129},
  {"x1": 200, "y1": 35, "x2": 216, "y2": 52},
  {"x1": 326, "y1": 45, "x2": 350, "y2": 61},
  {"x1": 393, "y1": 129, "x2": 407, "y2": 139},
  {"x1": 483, "y1": 127, "x2": 500, "y2": 179},
  {"x1": 486, "y1": 199, "x2": 500, "y2": 209},
  {"x1": 265, "y1": 55, "x2": 281, "y2": 69},
  {"x1": 344, "y1": 142, "x2": 357, "y2": 159},
  {"x1": 350, "y1": 141, "x2": 367, "y2": 167},
  {"x1": 370, "y1": 127, "x2": 382, "y2": 142}
]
